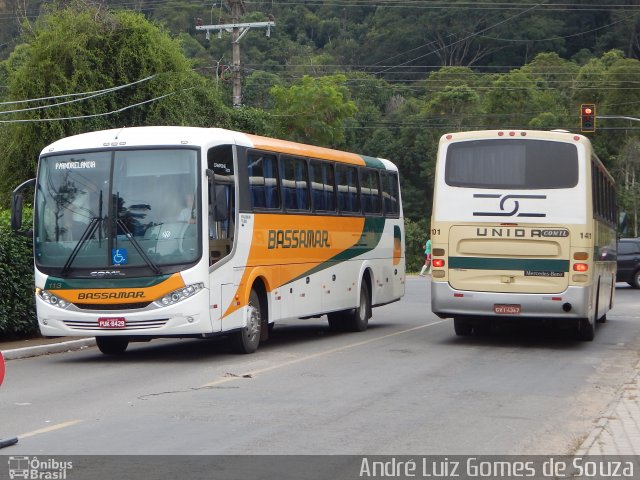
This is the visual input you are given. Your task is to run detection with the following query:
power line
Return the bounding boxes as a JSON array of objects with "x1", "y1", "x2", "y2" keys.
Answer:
[
  {"x1": 372, "y1": 1, "x2": 550, "y2": 76},
  {"x1": 0, "y1": 90, "x2": 182, "y2": 124},
  {"x1": 0, "y1": 75, "x2": 157, "y2": 112}
]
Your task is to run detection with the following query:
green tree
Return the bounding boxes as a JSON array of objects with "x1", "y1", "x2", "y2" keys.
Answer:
[
  {"x1": 270, "y1": 74, "x2": 357, "y2": 146},
  {"x1": 612, "y1": 140, "x2": 640, "y2": 237},
  {"x1": 0, "y1": 4, "x2": 236, "y2": 204}
]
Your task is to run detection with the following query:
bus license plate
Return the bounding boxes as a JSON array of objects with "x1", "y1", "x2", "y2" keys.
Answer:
[
  {"x1": 98, "y1": 317, "x2": 126, "y2": 328},
  {"x1": 494, "y1": 304, "x2": 521, "y2": 315}
]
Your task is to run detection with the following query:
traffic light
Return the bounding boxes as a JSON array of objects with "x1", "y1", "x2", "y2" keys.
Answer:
[{"x1": 580, "y1": 103, "x2": 596, "y2": 133}]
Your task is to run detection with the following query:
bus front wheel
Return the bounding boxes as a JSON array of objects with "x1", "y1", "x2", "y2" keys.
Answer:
[
  {"x1": 234, "y1": 289, "x2": 262, "y2": 354},
  {"x1": 96, "y1": 336, "x2": 129, "y2": 355}
]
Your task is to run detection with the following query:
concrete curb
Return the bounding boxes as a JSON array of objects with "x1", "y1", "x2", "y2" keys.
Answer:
[{"x1": 0, "y1": 338, "x2": 97, "y2": 360}]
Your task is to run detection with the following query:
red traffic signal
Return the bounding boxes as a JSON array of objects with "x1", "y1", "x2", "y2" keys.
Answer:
[{"x1": 581, "y1": 103, "x2": 596, "y2": 132}]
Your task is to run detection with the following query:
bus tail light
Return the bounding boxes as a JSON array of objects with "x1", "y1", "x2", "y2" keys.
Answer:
[
  {"x1": 433, "y1": 248, "x2": 445, "y2": 256},
  {"x1": 432, "y1": 259, "x2": 445, "y2": 268},
  {"x1": 573, "y1": 263, "x2": 589, "y2": 272},
  {"x1": 573, "y1": 252, "x2": 589, "y2": 261}
]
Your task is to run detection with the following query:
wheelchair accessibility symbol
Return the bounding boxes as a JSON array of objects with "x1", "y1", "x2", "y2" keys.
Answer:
[{"x1": 112, "y1": 248, "x2": 128, "y2": 265}]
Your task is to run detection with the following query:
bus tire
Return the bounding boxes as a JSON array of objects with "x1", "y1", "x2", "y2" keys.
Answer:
[
  {"x1": 595, "y1": 281, "x2": 606, "y2": 324},
  {"x1": 453, "y1": 318, "x2": 473, "y2": 336},
  {"x1": 577, "y1": 317, "x2": 595, "y2": 341},
  {"x1": 474, "y1": 320, "x2": 492, "y2": 336},
  {"x1": 234, "y1": 289, "x2": 262, "y2": 354},
  {"x1": 96, "y1": 336, "x2": 129, "y2": 355},
  {"x1": 327, "y1": 312, "x2": 345, "y2": 331},
  {"x1": 345, "y1": 281, "x2": 371, "y2": 332}
]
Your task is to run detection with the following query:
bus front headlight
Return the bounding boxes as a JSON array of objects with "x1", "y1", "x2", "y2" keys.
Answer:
[
  {"x1": 36, "y1": 288, "x2": 70, "y2": 309},
  {"x1": 154, "y1": 283, "x2": 205, "y2": 307}
]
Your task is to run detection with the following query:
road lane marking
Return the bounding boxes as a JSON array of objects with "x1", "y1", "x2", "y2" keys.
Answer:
[
  {"x1": 201, "y1": 320, "x2": 446, "y2": 388},
  {"x1": 20, "y1": 420, "x2": 83, "y2": 439}
]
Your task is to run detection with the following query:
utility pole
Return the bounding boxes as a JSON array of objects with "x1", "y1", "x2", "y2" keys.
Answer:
[{"x1": 196, "y1": 0, "x2": 274, "y2": 108}]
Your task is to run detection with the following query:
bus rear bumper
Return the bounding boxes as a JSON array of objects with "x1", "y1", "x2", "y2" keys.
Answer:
[{"x1": 430, "y1": 281, "x2": 591, "y2": 320}]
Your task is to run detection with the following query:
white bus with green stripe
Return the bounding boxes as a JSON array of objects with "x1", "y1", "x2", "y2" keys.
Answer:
[{"x1": 430, "y1": 129, "x2": 616, "y2": 341}]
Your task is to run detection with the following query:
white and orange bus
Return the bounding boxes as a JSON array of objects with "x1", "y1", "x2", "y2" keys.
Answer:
[
  {"x1": 430, "y1": 129, "x2": 616, "y2": 341},
  {"x1": 11, "y1": 127, "x2": 405, "y2": 354}
]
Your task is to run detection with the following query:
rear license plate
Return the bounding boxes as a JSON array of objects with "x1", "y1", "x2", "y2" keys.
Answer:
[
  {"x1": 98, "y1": 317, "x2": 126, "y2": 328},
  {"x1": 494, "y1": 304, "x2": 521, "y2": 315}
]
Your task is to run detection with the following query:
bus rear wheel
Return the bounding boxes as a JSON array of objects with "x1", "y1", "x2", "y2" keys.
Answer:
[
  {"x1": 233, "y1": 289, "x2": 262, "y2": 354},
  {"x1": 453, "y1": 318, "x2": 473, "y2": 336},
  {"x1": 96, "y1": 336, "x2": 129, "y2": 355},
  {"x1": 346, "y1": 281, "x2": 371, "y2": 332},
  {"x1": 577, "y1": 317, "x2": 595, "y2": 341},
  {"x1": 327, "y1": 281, "x2": 371, "y2": 332}
]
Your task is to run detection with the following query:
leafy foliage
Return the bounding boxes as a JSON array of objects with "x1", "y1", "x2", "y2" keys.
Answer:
[
  {"x1": 270, "y1": 74, "x2": 356, "y2": 146},
  {"x1": 0, "y1": 4, "x2": 242, "y2": 205},
  {"x1": 0, "y1": 209, "x2": 37, "y2": 338}
]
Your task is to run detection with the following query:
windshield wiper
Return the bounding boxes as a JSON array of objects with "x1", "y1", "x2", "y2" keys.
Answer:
[
  {"x1": 116, "y1": 219, "x2": 162, "y2": 275},
  {"x1": 60, "y1": 217, "x2": 102, "y2": 276}
]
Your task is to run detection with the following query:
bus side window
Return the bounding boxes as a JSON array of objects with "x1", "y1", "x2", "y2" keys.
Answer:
[
  {"x1": 360, "y1": 168, "x2": 382, "y2": 215},
  {"x1": 248, "y1": 152, "x2": 280, "y2": 210},
  {"x1": 336, "y1": 164, "x2": 360, "y2": 214},
  {"x1": 310, "y1": 160, "x2": 336, "y2": 212},
  {"x1": 381, "y1": 171, "x2": 400, "y2": 217},
  {"x1": 281, "y1": 156, "x2": 309, "y2": 211}
]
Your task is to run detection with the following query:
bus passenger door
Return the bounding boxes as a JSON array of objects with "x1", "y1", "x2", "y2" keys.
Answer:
[{"x1": 207, "y1": 145, "x2": 236, "y2": 267}]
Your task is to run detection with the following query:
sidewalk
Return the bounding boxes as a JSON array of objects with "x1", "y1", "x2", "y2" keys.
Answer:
[
  {"x1": 575, "y1": 359, "x2": 640, "y2": 455},
  {"x1": 0, "y1": 335, "x2": 95, "y2": 360},
  {"x1": 0, "y1": 334, "x2": 639, "y2": 455}
]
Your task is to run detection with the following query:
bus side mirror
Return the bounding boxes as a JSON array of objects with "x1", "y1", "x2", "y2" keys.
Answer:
[
  {"x1": 11, "y1": 178, "x2": 35, "y2": 234},
  {"x1": 11, "y1": 193, "x2": 23, "y2": 231}
]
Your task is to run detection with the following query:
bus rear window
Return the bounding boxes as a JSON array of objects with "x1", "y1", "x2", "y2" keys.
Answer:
[{"x1": 445, "y1": 139, "x2": 579, "y2": 189}]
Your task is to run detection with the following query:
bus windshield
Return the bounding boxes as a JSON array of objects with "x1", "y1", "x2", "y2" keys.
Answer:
[
  {"x1": 445, "y1": 139, "x2": 579, "y2": 189},
  {"x1": 34, "y1": 148, "x2": 201, "y2": 275}
]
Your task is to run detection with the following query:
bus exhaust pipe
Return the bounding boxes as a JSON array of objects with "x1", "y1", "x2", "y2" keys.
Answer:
[{"x1": 562, "y1": 303, "x2": 572, "y2": 312}]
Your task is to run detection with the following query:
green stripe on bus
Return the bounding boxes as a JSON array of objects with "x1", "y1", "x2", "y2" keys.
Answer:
[
  {"x1": 360, "y1": 155, "x2": 386, "y2": 169},
  {"x1": 44, "y1": 275, "x2": 172, "y2": 290},
  {"x1": 448, "y1": 257, "x2": 569, "y2": 272}
]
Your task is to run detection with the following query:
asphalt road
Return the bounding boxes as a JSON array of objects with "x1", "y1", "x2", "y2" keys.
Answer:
[{"x1": 2, "y1": 277, "x2": 640, "y2": 455}]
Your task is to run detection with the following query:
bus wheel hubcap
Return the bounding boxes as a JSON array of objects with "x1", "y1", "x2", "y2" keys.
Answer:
[{"x1": 247, "y1": 305, "x2": 260, "y2": 341}]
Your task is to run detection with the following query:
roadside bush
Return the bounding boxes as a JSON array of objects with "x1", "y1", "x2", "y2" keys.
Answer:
[
  {"x1": 405, "y1": 217, "x2": 429, "y2": 273},
  {"x1": 0, "y1": 208, "x2": 37, "y2": 338}
]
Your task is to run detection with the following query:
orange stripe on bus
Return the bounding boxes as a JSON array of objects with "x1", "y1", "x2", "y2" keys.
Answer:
[
  {"x1": 223, "y1": 215, "x2": 366, "y2": 318},
  {"x1": 245, "y1": 134, "x2": 365, "y2": 166}
]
